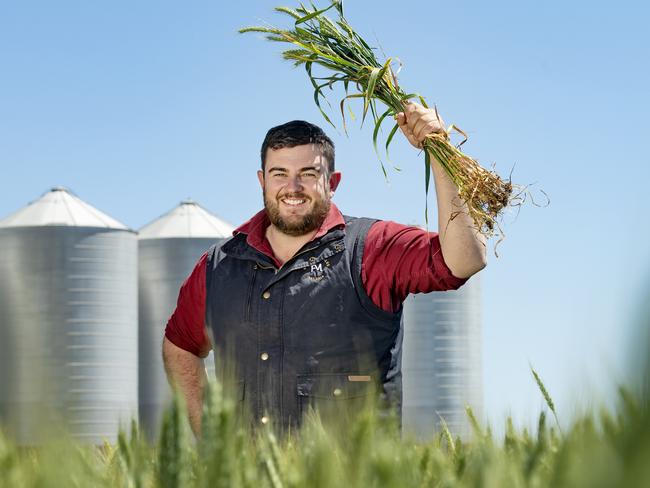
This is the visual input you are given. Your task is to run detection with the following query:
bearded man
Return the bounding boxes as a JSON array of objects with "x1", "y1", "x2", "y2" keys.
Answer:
[{"x1": 162, "y1": 103, "x2": 487, "y2": 434}]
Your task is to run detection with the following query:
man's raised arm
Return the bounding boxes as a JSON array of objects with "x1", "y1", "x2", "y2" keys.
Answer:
[{"x1": 397, "y1": 103, "x2": 487, "y2": 278}]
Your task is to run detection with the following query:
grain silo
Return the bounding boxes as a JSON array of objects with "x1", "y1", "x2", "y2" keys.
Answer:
[
  {"x1": 0, "y1": 187, "x2": 138, "y2": 445},
  {"x1": 138, "y1": 199, "x2": 234, "y2": 440},
  {"x1": 402, "y1": 275, "x2": 482, "y2": 440}
]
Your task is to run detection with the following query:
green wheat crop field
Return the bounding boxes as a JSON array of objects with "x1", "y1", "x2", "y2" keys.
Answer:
[{"x1": 1, "y1": 372, "x2": 649, "y2": 488}]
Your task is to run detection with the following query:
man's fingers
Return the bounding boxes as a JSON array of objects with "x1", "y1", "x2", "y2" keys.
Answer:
[
  {"x1": 399, "y1": 103, "x2": 445, "y2": 148},
  {"x1": 404, "y1": 102, "x2": 419, "y2": 115},
  {"x1": 397, "y1": 113, "x2": 418, "y2": 146},
  {"x1": 398, "y1": 121, "x2": 412, "y2": 138},
  {"x1": 412, "y1": 113, "x2": 446, "y2": 143},
  {"x1": 398, "y1": 122, "x2": 419, "y2": 148},
  {"x1": 416, "y1": 118, "x2": 443, "y2": 142},
  {"x1": 406, "y1": 106, "x2": 429, "y2": 132},
  {"x1": 406, "y1": 132, "x2": 422, "y2": 149},
  {"x1": 412, "y1": 117, "x2": 430, "y2": 142}
]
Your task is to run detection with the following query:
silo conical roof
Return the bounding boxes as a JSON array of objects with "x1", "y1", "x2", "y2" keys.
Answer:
[
  {"x1": 138, "y1": 199, "x2": 234, "y2": 239},
  {"x1": 0, "y1": 187, "x2": 129, "y2": 229}
]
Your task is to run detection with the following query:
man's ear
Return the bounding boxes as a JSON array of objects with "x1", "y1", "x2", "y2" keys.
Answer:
[
  {"x1": 328, "y1": 171, "x2": 342, "y2": 196},
  {"x1": 257, "y1": 170, "x2": 265, "y2": 189}
]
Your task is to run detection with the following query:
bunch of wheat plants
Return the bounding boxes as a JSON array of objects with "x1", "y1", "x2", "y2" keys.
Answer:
[{"x1": 240, "y1": 0, "x2": 519, "y2": 239}]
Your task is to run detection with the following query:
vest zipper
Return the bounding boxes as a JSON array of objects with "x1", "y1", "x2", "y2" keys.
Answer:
[
  {"x1": 292, "y1": 244, "x2": 319, "y2": 260},
  {"x1": 244, "y1": 264, "x2": 258, "y2": 322},
  {"x1": 276, "y1": 245, "x2": 320, "y2": 273}
]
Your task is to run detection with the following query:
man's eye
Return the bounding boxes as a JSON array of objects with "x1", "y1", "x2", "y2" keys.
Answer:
[{"x1": 302, "y1": 172, "x2": 317, "y2": 178}]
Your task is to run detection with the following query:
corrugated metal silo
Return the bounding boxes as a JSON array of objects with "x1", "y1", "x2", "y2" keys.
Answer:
[
  {"x1": 0, "y1": 187, "x2": 138, "y2": 445},
  {"x1": 402, "y1": 275, "x2": 482, "y2": 440},
  {"x1": 138, "y1": 199, "x2": 233, "y2": 440}
]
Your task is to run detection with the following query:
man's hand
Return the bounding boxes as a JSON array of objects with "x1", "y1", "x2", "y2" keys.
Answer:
[{"x1": 396, "y1": 103, "x2": 446, "y2": 149}]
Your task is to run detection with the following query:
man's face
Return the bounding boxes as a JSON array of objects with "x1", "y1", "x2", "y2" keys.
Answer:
[{"x1": 257, "y1": 144, "x2": 341, "y2": 236}]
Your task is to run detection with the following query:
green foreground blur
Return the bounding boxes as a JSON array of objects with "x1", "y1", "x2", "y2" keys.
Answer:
[{"x1": 1, "y1": 374, "x2": 650, "y2": 488}]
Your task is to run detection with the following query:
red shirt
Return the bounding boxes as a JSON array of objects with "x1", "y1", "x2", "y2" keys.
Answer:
[{"x1": 165, "y1": 203, "x2": 467, "y2": 357}]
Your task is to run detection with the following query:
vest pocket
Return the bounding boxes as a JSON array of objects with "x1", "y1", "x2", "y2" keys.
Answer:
[{"x1": 296, "y1": 373, "x2": 375, "y2": 421}]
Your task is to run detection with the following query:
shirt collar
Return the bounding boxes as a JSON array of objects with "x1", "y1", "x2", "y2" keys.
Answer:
[{"x1": 233, "y1": 202, "x2": 345, "y2": 264}]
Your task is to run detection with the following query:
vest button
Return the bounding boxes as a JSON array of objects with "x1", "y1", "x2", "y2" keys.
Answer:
[
  {"x1": 333, "y1": 388, "x2": 342, "y2": 397},
  {"x1": 262, "y1": 291, "x2": 271, "y2": 299},
  {"x1": 260, "y1": 352, "x2": 269, "y2": 361},
  {"x1": 260, "y1": 416, "x2": 269, "y2": 424}
]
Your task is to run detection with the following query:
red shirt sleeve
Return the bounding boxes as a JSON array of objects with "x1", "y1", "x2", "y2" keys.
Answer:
[
  {"x1": 361, "y1": 221, "x2": 469, "y2": 313},
  {"x1": 164, "y1": 252, "x2": 211, "y2": 357}
]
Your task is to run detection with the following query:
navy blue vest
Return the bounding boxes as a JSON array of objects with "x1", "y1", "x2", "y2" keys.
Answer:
[{"x1": 205, "y1": 216, "x2": 403, "y2": 428}]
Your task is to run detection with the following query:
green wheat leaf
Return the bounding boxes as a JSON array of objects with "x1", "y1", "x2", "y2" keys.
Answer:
[
  {"x1": 362, "y1": 67, "x2": 381, "y2": 124},
  {"x1": 372, "y1": 108, "x2": 393, "y2": 161}
]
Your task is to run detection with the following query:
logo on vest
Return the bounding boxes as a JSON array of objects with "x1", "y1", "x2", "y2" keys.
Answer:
[
  {"x1": 306, "y1": 255, "x2": 332, "y2": 282},
  {"x1": 308, "y1": 262, "x2": 325, "y2": 281}
]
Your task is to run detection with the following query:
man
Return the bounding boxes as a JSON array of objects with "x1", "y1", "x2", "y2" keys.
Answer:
[{"x1": 163, "y1": 103, "x2": 487, "y2": 434}]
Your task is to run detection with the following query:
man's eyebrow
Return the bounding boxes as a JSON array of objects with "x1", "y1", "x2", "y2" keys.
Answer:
[
  {"x1": 267, "y1": 165, "x2": 321, "y2": 173},
  {"x1": 299, "y1": 166, "x2": 320, "y2": 172}
]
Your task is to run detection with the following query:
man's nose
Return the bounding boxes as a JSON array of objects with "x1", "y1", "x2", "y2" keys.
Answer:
[{"x1": 285, "y1": 175, "x2": 304, "y2": 192}]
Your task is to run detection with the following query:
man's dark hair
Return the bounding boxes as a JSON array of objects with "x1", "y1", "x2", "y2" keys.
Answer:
[{"x1": 260, "y1": 120, "x2": 335, "y2": 173}]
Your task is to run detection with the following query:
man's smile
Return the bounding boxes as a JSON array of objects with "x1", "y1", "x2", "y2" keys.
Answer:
[{"x1": 279, "y1": 195, "x2": 309, "y2": 208}]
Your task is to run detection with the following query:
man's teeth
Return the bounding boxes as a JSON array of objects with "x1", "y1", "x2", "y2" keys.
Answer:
[{"x1": 282, "y1": 198, "x2": 306, "y2": 206}]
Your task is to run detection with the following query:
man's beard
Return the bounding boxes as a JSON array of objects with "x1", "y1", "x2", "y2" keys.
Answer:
[{"x1": 264, "y1": 190, "x2": 330, "y2": 237}]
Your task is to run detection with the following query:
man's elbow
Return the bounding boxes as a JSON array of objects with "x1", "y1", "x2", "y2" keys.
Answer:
[
  {"x1": 440, "y1": 233, "x2": 487, "y2": 279},
  {"x1": 449, "y1": 256, "x2": 487, "y2": 279},
  {"x1": 470, "y1": 257, "x2": 488, "y2": 276}
]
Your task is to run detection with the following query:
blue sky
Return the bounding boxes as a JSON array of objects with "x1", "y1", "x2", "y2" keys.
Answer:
[{"x1": 1, "y1": 0, "x2": 649, "y2": 429}]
